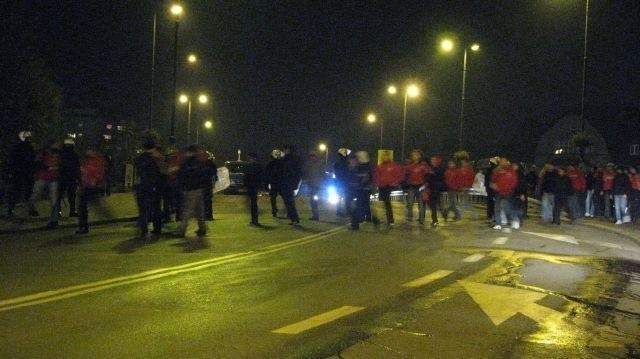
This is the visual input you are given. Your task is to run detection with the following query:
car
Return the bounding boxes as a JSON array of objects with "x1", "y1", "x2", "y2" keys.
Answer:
[{"x1": 224, "y1": 160, "x2": 249, "y2": 194}]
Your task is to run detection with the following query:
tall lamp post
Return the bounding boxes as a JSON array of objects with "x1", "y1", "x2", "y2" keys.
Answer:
[
  {"x1": 178, "y1": 93, "x2": 208, "y2": 144},
  {"x1": 441, "y1": 39, "x2": 480, "y2": 150},
  {"x1": 318, "y1": 143, "x2": 328, "y2": 165},
  {"x1": 367, "y1": 113, "x2": 382, "y2": 148},
  {"x1": 580, "y1": 0, "x2": 590, "y2": 133},
  {"x1": 169, "y1": 3, "x2": 183, "y2": 144},
  {"x1": 388, "y1": 84, "x2": 419, "y2": 161}
]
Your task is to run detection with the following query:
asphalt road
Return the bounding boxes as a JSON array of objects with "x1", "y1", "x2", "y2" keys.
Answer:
[{"x1": 1, "y1": 196, "x2": 639, "y2": 358}]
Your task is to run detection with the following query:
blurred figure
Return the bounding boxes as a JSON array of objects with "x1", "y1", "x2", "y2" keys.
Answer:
[
  {"x1": 281, "y1": 145, "x2": 302, "y2": 225},
  {"x1": 76, "y1": 148, "x2": 110, "y2": 234},
  {"x1": 457, "y1": 159, "x2": 478, "y2": 220},
  {"x1": 511, "y1": 162, "x2": 528, "y2": 226},
  {"x1": 553, "y1": 167, "x2": 575, "y2": 225},
  {"x1": 5, "y1": 131, "x2": 35, "y2": 217},
  {"x1": 163, "y1": 145, "x2": 183, "y2": 222},
  {"x1": 177, "y1": 145, "x2": 208, "y2": 237},
  {"x1": 612, "y1": 166, "x2": 631, "y2": 225},
  {"x1": 484, "y1": 157, "x2": 499, "y2": 221},
  {"x1": 584, "y1": 167, "x2": 600, "y2": 218},
  {"x1": 491, "y1": 157, "x2": 518, "y2": 230},
  {"x1": 374, "y1": 150, "x2": 403, "y2": 225},
  {"x1": 539, "y1": 163, "x2": 557, "y2": 223},
  {"x1": 334, "y1": 148, "x2": 351, "y2": 217},
  {"x1": 29, "y1": 141, "x2": 62, "y2": 229},
  {"x1": 58, "y1": 138, "x2": 80, "y2": 217},
  {"x1": 404, "y1": 150, "x2": 429, "y2": 224},
  {"x1": 304, "y1": 151, "x2": 325, "y2": 221},
  {"x1": 265, "y1": 149, "x2": 284, "y2": 217},
  {"x1": 244, "y1": 152, "x2": 264, "y2": 226},
  {"x1": 443, "y1": 160, "x2": 460, "y2": 221},
  {"x1": 567, "y1": 164, "x2": 586, "y2": 219},
  {"x1": 629, "y1": 167, "x2": 640, "y2": 222},
  {"x1": 201, "y1": 151, "x2": 218, "y2": 221},
  {"x1": 135, "y1": 132, "x2": 166, "y2": 238},
  {"x1": 426, "y1": 156, "x2": 446, "y2": 227},
  {"x1": 602, "y1": 163, "x2": 616, "y2": 220},
  {"x1": 350, "y1": 151, "x2": 377, "y2": 230}
]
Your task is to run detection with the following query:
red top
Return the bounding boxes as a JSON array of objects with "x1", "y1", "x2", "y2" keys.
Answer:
[
  {"x1": 375, "y1": 161, "x2": 404, "y2": 187},
  {"x1": 602, "y1": 170, "x2": 615, "y2": 191},
  {"x1": 568, "y1": 169, "x2": 586, "y2": 191},
  {"x1": 630, "y1": 174, "x2": 640, "y2": 191},
  {"x1": 457, "y1": 165, "x2": 475, "y2": 189},
  {"x1": 35, "y1": 149, "x2": 61, "y2": 181},
  {"x1": 81, "y1": 153, "x2": 107, "y2": 188},
  {"x1": 445, "y1": 168, "x2": 460, "y2": 191},
  {"x1": 404, "y1": 161, "x2": 430, "y2": 186},
  {"x1": 491, "y1": 167, "x2": 518, "y2": 195}
]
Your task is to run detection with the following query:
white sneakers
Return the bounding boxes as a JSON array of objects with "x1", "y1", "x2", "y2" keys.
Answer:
[
  {"x1": 493, "y1": 225, "x2": 502, "y2": 230},
  {"x1": 615, "y1": 220, "x2": 622, "y2": 225},
  {"x1": 511, "y1": 221, "x2": 520, "y2": 230}
]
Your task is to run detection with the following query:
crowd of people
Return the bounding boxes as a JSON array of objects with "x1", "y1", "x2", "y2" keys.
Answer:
[{"x1": 3, "y1": 129, "x2": 640, "y2": 237}]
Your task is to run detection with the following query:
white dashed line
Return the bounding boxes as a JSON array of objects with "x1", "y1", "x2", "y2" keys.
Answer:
[
  {"x1": 492, "y1": 237, "x2": 508, "y2": 245},
  {"x1": 462, "y1": 253, "x2": 486, "y2": 263},
  {"x1": 272, "y1": 306, "x2": 365, "y2": 334},
  {"x1": 402, "y1": 270, "x2": 455, "y2": 288}
]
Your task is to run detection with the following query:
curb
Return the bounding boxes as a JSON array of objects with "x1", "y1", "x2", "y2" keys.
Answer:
[{"x1": 0, "y1": 216, "x2": 139, "y2": 235}]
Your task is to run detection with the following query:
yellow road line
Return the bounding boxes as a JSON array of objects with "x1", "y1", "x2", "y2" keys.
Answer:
[
  {"x1": 272, "y1": 306, "x2": 365, "y2": 334},
  {"x1": 402, "y1": 270, "x2": 455, "y2": 288}
]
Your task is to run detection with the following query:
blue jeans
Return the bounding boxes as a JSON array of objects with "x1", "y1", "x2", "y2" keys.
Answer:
[
  {"x1": 494, "y1": 194, "x2": 516, "y2": 226},
  {"x1": 604, "y1": 191, "x2": 612, "y2": 219},
  {"x1": 29, "y1": 179, "x2": 60, "y2": 224},
  {"x1": 406, "y1": 186, "x2": 425, "y2": 222},
  {"x1": 614, "y1": 195, "x2": 628, "y2": 222},
  {"x1": 585, "y1": 190, "x2": 595, "y2": 216},
  {"x1": 541, "y1": 192, "x2": 554, "y2": 222}
]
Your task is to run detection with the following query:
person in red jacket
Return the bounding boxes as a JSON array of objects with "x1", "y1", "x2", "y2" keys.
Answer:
[
  {"x1": 629, "y1": 167, "x2": 640, "y2": 222},
  {"x1": 28, "y1": 141, "x2": 62, "y2": 229},
  {"x1": 457, "y1": 159, "x2": 478, "y2": 220},
  {"x1": 76, "y1": 148, "x2": 112, "y2": 234},
  {"x1": 602, "y1": 163, "x2": 616, "y2": 220},
  {"x1": 375, "y1": 151, "x2": 404, "y2": 225},
  {"x1": 404, "y1": 150, "x2": 430, "y2": 224},
  {"x1": 567, "y1": 164, "x2": 586, "y2": 220},
  {"x1": 490, "y1": 157, "x2": 519, "y2": 230},
  {"x1": 443, "y1": 160, "x2": 461, "y2": 221}
]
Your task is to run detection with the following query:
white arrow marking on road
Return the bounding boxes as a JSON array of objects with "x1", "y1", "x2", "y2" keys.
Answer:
[
  {"x1": 462, "y1": 253, "x2": 485, "y2": 263},
  {"x1": 492, "y1": 237, "x2": 508, "y2": 245},
  {"x1": 402, "y1": 270, "x2": 455, "y2": 288},
  {"x1": 459, "y1": 281, "x2": 561, "y2": 326},
  {"x1": 272, "y1": 306, "x2": 365, "y2": 334},
  {"x1": 522, "y1": 231, "x2": 579, "y2": 245}
]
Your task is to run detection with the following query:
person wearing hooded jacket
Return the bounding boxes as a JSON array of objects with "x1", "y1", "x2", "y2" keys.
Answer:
[
  {"x1": 404, "y1": 150, "x2": 430, "y2": 224},
  {"x1": 375, "y1": 150, "x2": 403, "y2": 225},
  {"x1": 76, "y1": 148, "x2": 111, "y2": 234},
  {"x1": 350, "y1": 151, "x2": 378, "y2": 230},
  {"x1": 491, "y1": 157, "x2": 519, "y2": 230}
]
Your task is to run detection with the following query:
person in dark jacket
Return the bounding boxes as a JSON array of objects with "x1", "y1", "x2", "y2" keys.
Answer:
[
  {"x1": 426, "y1": 156, "x2": 446, "y2": 227},
  {"x1": 135, "y1": 132, "x2": 166, "y2": 238},
  {"x1": 58, "y1": 138, "x2": 81, "y2": 217},
  {"x1": 201, "y1": 151, "x2": 217, "y2": 221},
  {"x1": 280, "y1": 145, "x2": 302, "y2": 225},
  {"x1": 177, "y1": 145, "x2": 208, "y2": 237},
  {"x1": 5, "y1": 131, "x2": 35, "y2": 217},
  {"x1": 304, "y1": 151, "x2": 325, "y2": 221},
  {"x1": 265, "y1": 149, "x2": 284, "y2": 217},
  {"x1": 540, "y1": 163, "x2": 558, "y2": 223},
  {"x1": 334, "y1": 148, "x2": 351, "y2": 217},
  {"x1": 244, "y1": 152, "x2": 264, "y2": 226},
  {"x1": 553, "y1": 167, "x2": 574, "y2": 225},
  {"x1": 484, "y1": 157, "x2": 499, "y2": 221},
  {"x1": 612, "y1": 166, "x2": 632, "y2": 224},
  {"x1": 349, "y1": 151, "x2": 378, "y2": 230}
]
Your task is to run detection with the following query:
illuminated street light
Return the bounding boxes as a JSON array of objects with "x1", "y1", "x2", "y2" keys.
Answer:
[
  {"x1": 440, "y1": 38, "x2": 481, "y2": 149},
  {"x1": 407, "y1": 85, "x2": 419, "y2": 98},
  {"x1": 388, "y1": 84, "x2": 420, "y2": 160},
  {"x1": 367, "y1": 113, "x2": 383, "y2": 148},
  {"x1": 169, "y1": 3, "x2": 184, "y2": 143},
  {"x1": 179, "y1": 92, "x2": 208, "y2": 144},
  {"x1": 367, "y1": 114, "x2": 376, "y2": 123},
  {"x1": 198, "y1": 94, "x2": 208, "y2": 104},
  {"x1": 179, "y1": 94, "x2": 188, "y2": 103},
  {"x1": 187, "y1": 53, "x2": 197, "y2": 64},
  {"x1": 318, "y1": 143, "x2": 328, "y2": 164},
  {"x1": 204, "y1": 120, "x2": 213, "y2": 129},
  {"x1": 387, "y1": 85, "x2": 397, "y2": 95},
  {"x1": 197, "y1": 119, "x2": 213, "y2": 144}
]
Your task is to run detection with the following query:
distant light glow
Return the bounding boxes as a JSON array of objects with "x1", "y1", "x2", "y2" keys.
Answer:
[
  {"x1": 198, "y1": 94, "x2": 208, "y2": 104},
  {"x1": 318, "y1": 143, "x2": 327, "y2": 152},
  {"x1": 367, "y1": 114, "x2": 376, "y2": 123},
  {"x1": 441, "y1": 39, "x2": 454, "y2": 52},
  {"x1": 407, "y1": 85, "x2": 419, "y2": 98},
  {"x1": 170, "y1": 4, "x2": 183, "y2": 17},
  {"x1": 188, "y1": 54, "x2": 197, "y2": 63},
  {"x1": 179, "y1": 94, "x2": 188, "y2": 103},
  {"x1": 470, "y1": 43, "x2": 480, "y2": 52},
  {"x1": 327, "y1": 186, "x2": 340, "y2": 205},
  {"x1": 204, "y1": 120, "x2": 213, "y2": 129},
  {"x1": 387, "y1": 85, "x2": 397, "y2": 95}
]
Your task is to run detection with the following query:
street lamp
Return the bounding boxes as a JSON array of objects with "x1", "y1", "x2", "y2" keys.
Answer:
[
  {"x1": 389, "y1": 84, "x2": 420, "y2": 160},
  {"x1": 187, "y1": 53, "x2": 197, "y2": 64},
  {"x1": 318, "y1": 143, "x2": 328, "y2": 164},
  {"x1": 367, "y1": 113, "x2": 383, "y2": 148},
  {"x1": 197, "y1": 119, "x2": 213, "y2": 145},
  {"x1": 178, "y1": 92, "x2": 208, "y2": 144},
  {"x1": 441, "y1": 39, "x2": 480, "y2": 150},
  {"x1": 169, "y1": 3, "x2": 183, "y2": 144}
]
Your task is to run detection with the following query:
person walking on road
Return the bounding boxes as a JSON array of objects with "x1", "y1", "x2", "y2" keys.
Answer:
[
  {"x1": 281, "y1": 145, "x2": 302, "y2": 225},
  {"x1": 567, "y1": 164, "x2": 586, "y2": 220},
  {"x1": 602, "y1": 163, "x2": 616, "y2": 220},
  {"x1": 244, "y1": 152, "x2": 264, "y2": 226},
  {"x1": 539, "y1": 163, "x2": 557, "y2": 224},
  {"x1": 374, "y1": 150, "x2": 403, "y2": 225},
  {"x1": 491, "y1": 157, "x2": 518, "y2": 230},
  {"x1": 304, "y1": 151, "x2": 325, "y2": 221},
  {"x1": 265, "y1": 149, "x2": 284, "y2": 217},
  {"x1": 443, "y1": 160, "x2": 461, "y2": 221},
  {"x1": 457, "y1": 159, "x2": 478, "y2": 220},
  {"x1": 5, "y1": 131, "x2": 35, "y2": 217},
  {"x1": 58, "y1": 138, "x2": 80, "y2": 218},
  {"x1": 334, "y1": 148, "x2": 351, "y2": 217},
  {"x1": 612, "y1": 166, "x2": 632, "y2": 225},
  {"x1": 629, "y1": 167, "x2": 640, "y2": 223},
  {"x1": 76, "y1": 148, "x2": 110, "y2": 234},
  {"x1": 29, "y1": 141, "x2": 62, "y2": 229},
  {"x1": 201, "y1": 151, "x2": 217, "y2": 221},
  {"x1": 426, "y1": 156, "x2": 446, "y2": 227},
  {"x1": 177, "y1": 145, "x2": 209, "y2": 238},
  {"x1": 553, "y1": 166, "x2": 575, "y2": 225},
  {"x1": 134, "y1": 132, "x2": 166, "y2": 238},
  {"x1": 404, "y1": 150, "x2": 430, "y2": 224},
  {"x1": 350, "y1": 151, "x2": 378, "y2": 230}
]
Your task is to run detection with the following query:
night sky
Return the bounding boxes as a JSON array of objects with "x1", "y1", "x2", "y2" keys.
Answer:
[{"x1": 17, "y1": 0, "x2": 640, "y2": 162}]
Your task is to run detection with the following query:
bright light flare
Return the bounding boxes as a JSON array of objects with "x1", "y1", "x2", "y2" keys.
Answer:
[
  {"x1": 470, "y1": 43, "x2": 480, "y2": 52},
  {"x1": 327, "y1": 186, "x2": 340, "y2": 205},
  {"x1": 440, "y1": 39, "x2": 454, "y2": 52},
  {"x1": 387, "y1": 85, "x2": 397, "y2": 95},
  {"x1": 170, "y1": 4, "x2": 183, "y2": 16},
  {"x1": 198, "y1": 94, "x2": 208, "y2": 104},
  {"x1": 367, "y1": 114, "x2": 376, "y2": 123},
  {"x1": 204, "y1": 120, "x2": 213, "y2": 129},
  {"x1": 407, "y1": 85, "x2": 419, "y2": 98},
  {"x1": 318, "y1": 143, "x2": 327, "y2": 152},
  {"x1": 178, "y1": 94, "x2": 188, "y2": 103},
  {"x1": 187, "y1": 54, "x2": 197, "y2": 63}
]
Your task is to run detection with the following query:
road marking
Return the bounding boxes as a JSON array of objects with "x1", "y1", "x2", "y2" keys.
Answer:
[
  {"x1": 0, "y1": 227, "x2": 347, "y2": 313},
  {"x1": 598, "y1": 242, "x2": 623, "y2": 249},
  {"x1": 272, "y1": 306, "x2": 365, "y2": 334},
  {"x1": 462, "y1": 253, "x2": 485, "y2": 263},
  {"x1": 459, "y1": 281, "x2": 561, "y2": 326},
  {"x1": 402, "y1": 270, "x2": 455, "y2": 288},
  {"x1": 522, "y1": 231, "x2": 579, "y2": 245},
  {"x1": 492, "y1": 237, "x2": 508, "y2": 245}
]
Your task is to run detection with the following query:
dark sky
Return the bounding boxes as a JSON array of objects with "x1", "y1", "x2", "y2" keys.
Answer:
[{"x1": 17, "y1": 0, "x2": 640, "y2": 161}]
